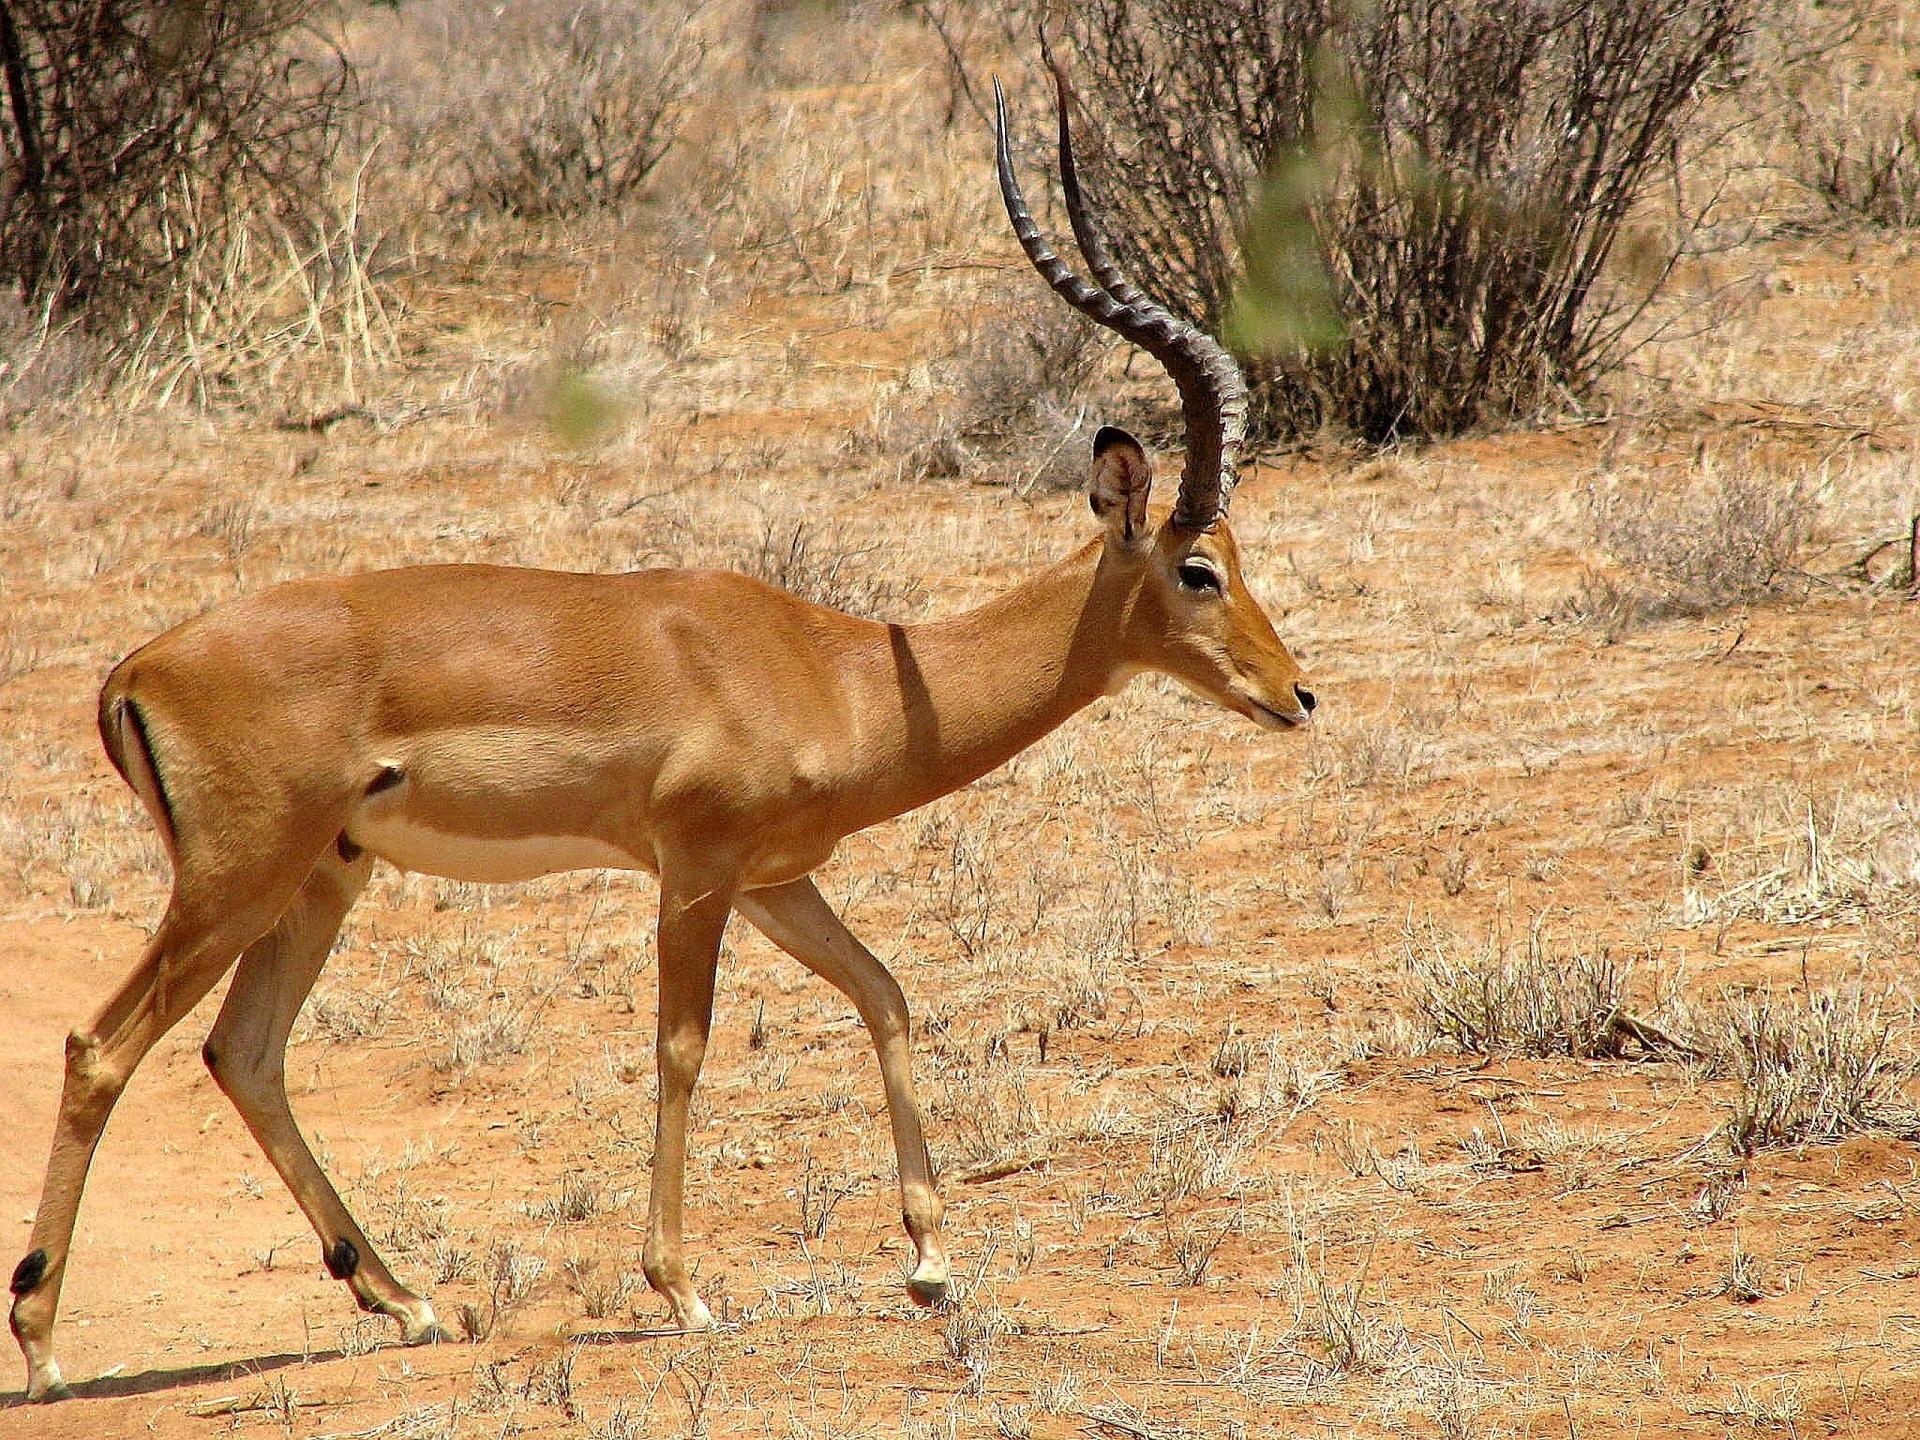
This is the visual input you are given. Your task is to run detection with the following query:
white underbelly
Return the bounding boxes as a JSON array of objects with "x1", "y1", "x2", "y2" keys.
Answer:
[{"x1": 350, "y1": 813, "x2": 644, "y2": 884}]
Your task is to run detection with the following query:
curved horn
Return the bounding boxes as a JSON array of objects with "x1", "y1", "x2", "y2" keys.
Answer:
[
  {"x1": 1041, "y1": 47, "x2": 1145, "y2": 309},
  {"x1": 993, "y1": 73, "x2": 1248, "y2": 530}
]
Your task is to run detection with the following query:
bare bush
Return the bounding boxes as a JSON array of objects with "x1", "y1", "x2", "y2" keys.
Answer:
[
  {"x1": 1786, "y1": 82, "x2": 1920, "y2": 229},
  {"x1": 887, "y1": 280, "x2": 1108, "y2": 487},
  {"x1": 1406, "y1": 924, "x2": 1674, "y2": 1060},
  {"x1": 1714, "y1": 987, "x2": 1920, "y2": 1155},
  {"x1": 1772, "y1": 5, "x2": 1920, "y2": 228},
  {"x1": 0, "y1": 2, "x2": 351, "y2": 349},
  {"x1": 364, "y1": 0, "x2": 711, "y2": 219},
  {"x1": 737, "y1": 516, "x2": 924, "y2": 621},
  {"x1": 1583, "y1": 457, "x2": 1814, "y2": 622},
  {"x1": 1020, "y1": 0, "x2": 1760, "y2": 441}
]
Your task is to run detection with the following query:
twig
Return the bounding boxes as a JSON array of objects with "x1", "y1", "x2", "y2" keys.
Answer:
[
  {"x1": 910, "y1": 1, "x2": 991, "y2": 128},
  {"x1": 959, "y1": 1151, "x2": 1050, "y2": 1184},
  {"x1": 1482, "y1": 1096, "x2": 1511, "y2": 1148},
  {"x1": 1605, "y1": 1010, "x2": 1704, "y2": 1061},
  {"x1": 1082, "y1": 1409, "x2": 1171, "y2": 1440},
  {"x1": 188, "y1": 1391, "x2": 326, "y2": 1418}
]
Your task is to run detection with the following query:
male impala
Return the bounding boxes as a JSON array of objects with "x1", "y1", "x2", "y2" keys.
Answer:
[{"x1": 9, "y1": 75, "x2": 1314, "y2": 1400}]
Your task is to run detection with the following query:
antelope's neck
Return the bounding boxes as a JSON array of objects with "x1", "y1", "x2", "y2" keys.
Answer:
[{"x1": 850, "y1": 538, "x2": 1131, "y2": 823}]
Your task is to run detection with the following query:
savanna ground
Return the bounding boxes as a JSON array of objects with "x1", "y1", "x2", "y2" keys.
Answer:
[{"x1": 3, "y1": 4, "x2": 1920, "y2": 1437}]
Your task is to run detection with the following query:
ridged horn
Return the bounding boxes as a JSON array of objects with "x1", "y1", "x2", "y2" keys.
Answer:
[{"x1": 993, "y1": 72, "x2": 1248, "y2": 530}]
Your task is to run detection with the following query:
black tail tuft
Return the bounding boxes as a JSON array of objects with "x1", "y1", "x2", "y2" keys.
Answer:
[{"x1": 98, "y1": 690, "x2": 179, "y2": 859}]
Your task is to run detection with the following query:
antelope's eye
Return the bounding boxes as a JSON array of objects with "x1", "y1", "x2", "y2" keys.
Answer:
[{"x1": 1177, "y1": 559, "x2": 1224, "y2": 594}]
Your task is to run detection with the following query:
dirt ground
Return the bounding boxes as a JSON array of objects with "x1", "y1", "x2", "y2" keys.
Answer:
[{"x1": 4, "y1": 16, "x2": 1920, "y2": 1440}]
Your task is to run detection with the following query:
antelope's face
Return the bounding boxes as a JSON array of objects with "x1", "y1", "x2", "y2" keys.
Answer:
[
  {"x1": 1136, "y1": 518, "x2": 1315, "y2": 730},
  {"x1": 1087, "y1": 426, "x2": 1314, "y2": 730}
]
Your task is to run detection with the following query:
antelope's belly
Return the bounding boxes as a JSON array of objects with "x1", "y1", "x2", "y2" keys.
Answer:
[{"x1": 349, "y1": 811, "x2": 645, "y2": 883}]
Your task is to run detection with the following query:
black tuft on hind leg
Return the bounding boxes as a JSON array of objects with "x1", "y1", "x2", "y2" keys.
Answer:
[
  {"x1": 9, "y1": 1248, "x2": 48, "y2": 1297},
  {"x1": 324, "y1": 1237, "x2": 360, "y2": 1281}
]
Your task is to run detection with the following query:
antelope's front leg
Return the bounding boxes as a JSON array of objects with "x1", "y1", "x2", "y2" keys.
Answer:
[
  {"x1": 734, "y1": 877, "x2": 949, "y2": 1307},
  {"x1": 641, "y1": 876, "x2": 732, "y2": 1330}
]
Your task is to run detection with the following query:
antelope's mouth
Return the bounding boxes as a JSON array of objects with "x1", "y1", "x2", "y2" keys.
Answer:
[{"x1": 1247, "y1": 698, "x2": 1311, "y2": 731}]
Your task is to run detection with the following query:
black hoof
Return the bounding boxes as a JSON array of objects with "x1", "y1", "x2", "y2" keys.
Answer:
[{"x1": 906, "y1": 1276, "x2": 949, "y2": 1308}]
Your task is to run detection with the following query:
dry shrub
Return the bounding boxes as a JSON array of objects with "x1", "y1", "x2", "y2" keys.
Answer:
[
  {"x1": 362, "y1": 0, "x2": 712, "y2": 219},
  {"x1": 736, "y1": 516, "x2": 923, "y2": 620},
  {"x1": 885, "y1": 280, "x2": 1109, "y2": 488},
  {"x1": 1714, "y1": 987, "x2": 1920, "y2": 1154},
  {"x1": 1773, "y1": 4, "x2": 1920, "y2": 228},
  {"x1": 1581, "y1": 457, "x2": 1814, "y2": 624},
  {"x1": 1787, "y1": 79, "x2": 1920, "y2": 229},
  {"x1": 1021, "y1": 0, "x2": 1761, "y2": 441},
  {"x1": 1406, "y1": 924, "x2": 1647, "y2": 1059},
  {"x1": 0, "y1": 1, "x2": 349, "y2": 312},
  {"x1": 0, "y1": 1, "x2": 364, "y2": 397},
  {"x1": 936, "y1": 1061, "x2": 1050, "y2": 1169}
]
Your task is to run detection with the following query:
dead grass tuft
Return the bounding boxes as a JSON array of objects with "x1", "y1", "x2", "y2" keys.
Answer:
[
  {"x1": 880, "y1": 280, "x2": 1109, "y2": 488},
  {"x1": 1714, "y1": 985, "x2": 1920, "y2": 1155},
  {"x1": 1713, "y1": 1229, "x2": 1769, "y2": 1303},
  {"x1": 943, "y1": 1279, "x2": 1016, "y2": 1398},
  {"x1": 1296, "y1": 1246, "x2": 1411, "y2": 1376},
  {"x1": 528, "y1": 1172, "x2": 609, "y2": 1226},
  {"x1": 1405, "y1": 922, "x2": 1676, "y2": 1060},
  {"x1": 1580, "y1": 453, "x2": 1815, "y2": 626}
]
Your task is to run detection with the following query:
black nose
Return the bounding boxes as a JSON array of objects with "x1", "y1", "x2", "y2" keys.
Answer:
[{"x1": 1295, "y1": 683, "x2": 1317, "y2": 714}]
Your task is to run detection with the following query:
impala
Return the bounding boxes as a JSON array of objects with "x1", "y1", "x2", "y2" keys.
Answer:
[{"x1": 8, "y1": 74, "x2": 1314, "y2": 1401}]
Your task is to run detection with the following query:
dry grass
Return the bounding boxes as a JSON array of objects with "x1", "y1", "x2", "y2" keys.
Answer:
[
  {"x1": 1578, "y1": 447, "x2": 1818, "y2": 628},
  {"x1": 1772, "y1": 0, "x2": 1920, "y2": 228}
]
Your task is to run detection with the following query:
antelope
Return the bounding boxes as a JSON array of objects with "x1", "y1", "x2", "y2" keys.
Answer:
[{"x1": 8, "y1": 74, "x2": 1315, "y2": 1402}]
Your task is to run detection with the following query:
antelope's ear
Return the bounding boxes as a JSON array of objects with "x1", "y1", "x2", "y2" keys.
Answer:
[{"x1": 1089, "y1": 425, "x2": 1152, "y2": 550}]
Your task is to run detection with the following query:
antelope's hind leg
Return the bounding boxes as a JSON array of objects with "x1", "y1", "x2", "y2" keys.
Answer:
[
  {"x1": 202, "y1": 846, "x2": 450, "y2": 1346},
  {"x1": 735, "y1": 877, "x2": 949, "y2": 1307},
  {"x1": 9, "y1": 882, "x2": 312, "y2": 1401}
]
